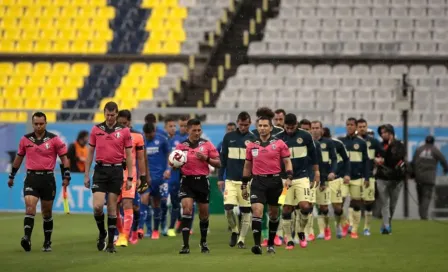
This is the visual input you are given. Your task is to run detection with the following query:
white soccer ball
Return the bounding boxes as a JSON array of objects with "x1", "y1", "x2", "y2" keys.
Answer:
[{"x1": 169, "y1": 150, "x2": 187, "y2": 168}]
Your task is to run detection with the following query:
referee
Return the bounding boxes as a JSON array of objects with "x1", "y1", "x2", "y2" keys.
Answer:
[
  {"x1": 242, "y1": 116, "x2": 293, "y2": 255},
  {"x1": 8, "y1": 112, "x2": 71, "y2": 252},
  {"x1": 84, "y1": 102, "x2": 134, "y2": 253}
]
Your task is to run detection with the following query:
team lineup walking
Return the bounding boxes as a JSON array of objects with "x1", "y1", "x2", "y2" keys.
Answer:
[{"x1": 11, "y1": 104, "x2": 407, "y2": 255}]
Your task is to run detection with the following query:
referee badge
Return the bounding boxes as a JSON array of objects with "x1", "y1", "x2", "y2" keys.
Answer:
[
  {"x1": 45, "y1": 143, "x2": 50, "y2": 149},
  {"x1": 272, "y1": 144, "x2": 276, "y2": 150},
  {"x1": 297, "y1": 138, "x2": 303, "y2": 144},
  {"x1": 354, "y1": 144, "x2": 359, "y2": 150},
  {"x1": 115, "y1": 132, "x2": 121, "y2": 138},
  {"x1": 321, "y1": 143, "x2": 326, "y2": 149},
  {"x1": 251, "y1": 148, "x2": 259, "y2": 157}
]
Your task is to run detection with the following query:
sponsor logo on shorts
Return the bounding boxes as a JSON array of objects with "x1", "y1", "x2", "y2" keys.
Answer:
[
  {"x1": 92, "y1": 184, "x2": 99, "y2": 189},
  {"x1": 25, "y1": 187, "x2": 33, "y2": 192},
  {"x1": 250, "y1": 195, "x2": 258, "y2": 199}
]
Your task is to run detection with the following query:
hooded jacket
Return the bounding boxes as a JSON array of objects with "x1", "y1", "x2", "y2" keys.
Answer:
[{"x1": 411, "y1": 144, "x2": 448, "y2": 184}]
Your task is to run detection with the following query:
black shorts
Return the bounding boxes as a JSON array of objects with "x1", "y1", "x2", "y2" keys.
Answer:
[
  {"x1": 179, "y1": 175, "x2": 210, "y2": 204},
  {"x1": 23, "y1": 171, "x2": 56, "y2": 201},
  {"x1": 250, "y1": 175, "x2": 283, "y2": 206},
  {"x1": 92, "y1": 165, "x2": 123, "y2": 195}
]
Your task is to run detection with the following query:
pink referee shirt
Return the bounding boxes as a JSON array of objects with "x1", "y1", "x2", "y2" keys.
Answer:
[
  {"x1": 89, "y1": 122, "x2": 133, "y2": 164},
  {"x1": 175, "y1": 138, "x2": 219, "y2": 176},
  {"x1": 17, "y1": 131, "x2": 68, "y2": 170},
  {"x1": 246, "y1": 138, "x2": 290, "y2": 175}
]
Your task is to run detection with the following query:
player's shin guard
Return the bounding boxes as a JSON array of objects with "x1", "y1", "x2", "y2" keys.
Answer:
[
  {"x1": 181, "y1": 214, "x2": 193, "y2": 246},
  {"x1": 132, "y1": 210, "x2": 139, "y2": 232},
  {"x1": 199, "y1": 217, "x2": 209, "y2": 243},
  {"x1": 281, "y1": 213, "x2": 293, "y2": 242},
  {"x1": 43, "y1": 216, "x2": 53, "y2": 242},
  {"x1": 348, "y1": 207, "x2": 354, "y2": 227},
  {"x1": 238, "y1": 212, "x2": 251, "y2": 243},
  {"x1": 317, "y1": 209, "x2": 329, "y2": 234},
  {"x1": 364, "y1": 204, "x2": 373, "y2": 230},
  {"x1": 225, "y1": 205, "x2": 238, "y2": 233},
  {"x1": 306, "y1": 213, "x2": 314, "y2": 236},
  {"x1": 261, "y1": 208, "x2": 268, "y2": 239},
  {"x1": 123, "y1": 209, "x2": 133, "y2": 237},
  {"x1": 298, "y1": 209, "x2": 310, "y2": 233},
  {"x1": 252, "y1": 217, "x2": 262, "y2": 246},
  {"x1": 169, "y1": 201, "x2": 180, "y2": 229},
  {"x1": 161, "y1": 200, "x2": 168, "y2": 232},
  {"x1": 138, "y1": 204, "x2": 148, "y2": 230},
  {"x1": 268, "y1": 217, "x2": 280, "y2": 247},
  {"x1": 146, "y1": 205, "x2": 153, "y2": 232},
  {"x1": 153, "y1": 207, "x2": 161, "y2": 231},
  {"x1": 24, "y1": 214, "x2": 35, "y2": 238},
  {"x1": 352, "y1": 206, "x2": 361, "y2": 234},
  {"x1": 94, "y1": 213, "x2": 106, "y2": 236},
  {"x1": 107, "y1": 215, "x2": 117, "y2": 245}
]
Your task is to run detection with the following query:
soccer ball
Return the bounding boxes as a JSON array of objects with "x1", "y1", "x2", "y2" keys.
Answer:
[{"x1": 169, "y1": 150, "x2": 187, "y2": 168}]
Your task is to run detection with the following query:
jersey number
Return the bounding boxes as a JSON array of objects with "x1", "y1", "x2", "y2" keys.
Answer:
[
  {"x1": 303, "y1": 188, "x2": 310, "y2": 196},
  {"x1": 336, "y1": 190, "x2": 342, "y2": 198}
]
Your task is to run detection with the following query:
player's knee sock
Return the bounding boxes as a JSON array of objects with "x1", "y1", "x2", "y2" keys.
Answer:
[
  {"x1": 268, "y1": 217, "x2": 280, "y2": 246},
  {"x1": 261, "y1": 208, "x2": 268, "y2": 239},
  {"x1": 252, "y1": 216, "x2": 262, "y2": 246},
  {"x1": 116, "y1": 211, "x2": 123, "y2": 234},
  {"x1": 107, "y1": 215, "x2": 117, "y2": 245},
  {"x1": 181, "y1": 214, "x2": 193, "y2": 246},
  {"x1": 161, "y1": 200, "x2": 168, "y2": 232},
  {"x1": 146, "y1": 206, "x2": 153, "y2": 232},
  {"x1": 199, "y1": 217, "x2": 209, "y2": 243},
  {"x1": 43, "y1": 216, "x2": 53, "y2": 242},
  {"x1": 169, "y1": 200, "x2": 180, "y2": 229},
  {"x1": 138, "y1": 204, "x2": 148, "y2": 230},
  {"x1": 364, "y1": 204, "x2": 373, "y2": 230},
  {"x1": 306, "y1": 213, "x2": 314, "y2": 236},
  {"x1": 225, "y1": 205, "x2": 238, "y2": 233},
  {"x1": 348, "y1": 207, "x2": 354, "y2": 227},
  {"x1": 317, "y1": 210, "x2": 326, "y2": 235},
  {"x1": 334, "y1": 209, "x2": 343, "y2": 227},
  {"x1": 276, "y1": 217, "x2": 284, "y2": 237},
  {"x1": 190, "y1": 203, "x2": 196, "y2": 230},
  {"x1": 132, "y1": 210, "x2": 140, "y2": 232},
  {"x1": 298, "y1": 209, "x2": 310, "y2": 234},
  {"x1": 94, "y1": 212, "x2": 106, "y2": 236},
  {"x1": 123, "y1": 209, "x2": 133, "y2": 237},
  {"x1": 281, "y1": 212, "x2": 293, "y2": 242},
  {"x1": 238, "y1": 212, "x2": 251, "y2": 243},
  {"x1": 24, "y1": 214, "x2": 35, "y2": 238},
  {"x1": 153, "y1": 207, "x2": 161, "y2": 232},
  {"x1": 352, "y1": 206, "x2": 361, "y2": 233}
]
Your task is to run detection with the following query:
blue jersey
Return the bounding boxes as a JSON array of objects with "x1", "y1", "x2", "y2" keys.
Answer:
[
  {"x1": 156, "y1": 127, "x2": 168, "y2": 138},
  {"x1": 146, "y1": 134, "x2": 170, "y2": 181}
]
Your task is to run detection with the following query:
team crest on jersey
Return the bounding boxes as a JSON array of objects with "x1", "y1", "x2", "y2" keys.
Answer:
[
  {"x1": 251, "y1": 148, "x2": 259, "y2": 157},
  {"x1": 45, "y1": 143, "x2": 50, "y2": 149},
  {"x1": 321, "y1": 143, "x2": 326, "y2": 149},
  {"x1": 244, "y1": 140, "x2": 251, "y2": 146},
  {"x1": 297, "y1": 138, "x2": 303, "y2": 144},
  {"x1": 272, "y1": 144, "x2": 276, "y2": 150},
  {"x1": 115, "y1": 132, "x2": 121, "y2": 138},
  {"x1": 155, "y1": 140, "x2": 159, "y2": 145},
  {"x1": 354, "y1": 144, "x2": 359, "y2": 150}
]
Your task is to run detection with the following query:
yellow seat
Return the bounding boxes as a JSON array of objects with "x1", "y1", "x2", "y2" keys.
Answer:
[
  {"x1": 21, "y1": 29, "x2": 40, "y2": 41},
  {"x1": 169, "y1": 7, "x2": 187, "y2": 19},
  {"x1": 60, "y1": 7, "x2": 81, "y2": 18},
  {"x1": 135, "y1": 88, "x2": 154, "y2": 100},
  {"x1": 75, "y1": 29, "x2": 94, "y2": 41},
  {"x1": 52, "y1": 41, "x2": 71, "y2": 54},
  {"x1": 160, "y1": 0, "x2": 178, "y2": 8},
  {"x1": 0, "y1": 112, "x2": 18, "y2": 122},
  {"x1": 165, "y1": 19, "x2": 183, "y2": 30},
  {"x1": 17, "y1": 0, "x2": 37, "y2": 6},
  {"x1": 94, "y1": 29, "x2": 113, "y2": 42},
  {"x1": 23, "y1": 6, "x2": 42, "y2": 17},
  {"x1": 0, "y1": 6, "x2": 6, "y2": 17},
  {"x1": 121, "y1": 99, "x2": 138, "y2": 109},
  {"x1": 103, "y1": 6, "x2": 115, "y2": 19},
  {"x1": 45, "y1": 112, "x2": 56, "y2": 122},
  {"x1": 53, "y1": 0, "x2": 68, "y2": 6},
  {"x1": 149, "y1": 30, "x2": 168, "y2": 41},
  {"x1": 42, "y1": 98, "x2": 61, "y2": 110},
  {"x1": 115, "y1": 88, "x2": 134, "y2": 99},
  {"x1": 23, "y1": 98, "x2": 42, "y2": 109},
  {"x1": 59, "y1": 87, "x2": 78, "y2": 99},
  {"x1": 3, "y1": 29, "x2": 21, "y2": 41},
  {"x1": 0, "y1": 40, "x2": 15, "y2": 53},
  {"x1": 129, "y1": 63, "x2": 148, "y2": 75},
  {"x1": 6, "y1": 6, "x2": 25, "y2": 18},
  {"x1": 162, "y1": 41, "x2": 180, "y2": 54},
  {"x1": 32, "y1": 62, "x2": 52, "y2": 76},
  {"x1": 59, "y1": 29, "x2": 77, "y2": 41},
  {"x1": 3, "y1": 87, "x2": 18, "y2": 98},
  {"x1": 5, "y1": 97, "x2": 23, "y2": 109},
  {"x1": 27, "y1": 76, "x2": 46, "y2": 88},
  {"x1": 33, "y1": 40, "x2": 52, "y2": 53},
  {"x1": 91, "y1": 0, "x2": 107, "y2": 7},
  {"x1": 152, "y1": 7, "x2": 169, "y2": 19},
  {"x1": 35, "y1": 18, "x2": 54, "y2": 30},
  {"x1": 70, "y1": 40, "x2": 89, "y2": 53},
  {"x1": 16, "y1": 111, "x2": 28, "y2": 122},
  {"x1": 52, "y1": 62, "x2": 70, "y2": 75},
  {"x1": 88, "y1": 41, "x2": 108, "y2": 54},
  {"x1": 168, "y1": 29, "x2": 186, "y2": 42},
  {"x1": 40, "y1": 29, "x2": 58, "y2": 41},
  {"x1": 9, "y1": 75, "x2": 27, "y2": 88},
  {"x1": 0, "y1": 62, "x2": 14, "y2": 75},
  {"x1": 145, "y1": 19, "x2": 165, "y2": 31},
  {"x1": 53, "y1": 18, "x2": 72, "y2": 30},
  {"x1": 0, "y1": 75, "x2": 8, "y2": 86},
  {"x1": 41, "y1": 88, "x2": 59, "y2": 98},
  {"x1": 78, "y1": 7, "x2": 98, "y2": 18},
  {"x1": 42, "y1": 6, "x2": 61, "y2": 18},
  {"x1": 140, "y1": 76, "x2": 159, "y2": 89},
  {"x1": 15, "y1": 62, "x2": 33, "y2": 75},
  {"x1": 0, "y1": 17, "x2": 18, "y2": 29},
  {"x1": 149, "y1": 63, "x2": 167, "y2": 76},
  {"x1": 21, "y1": 86, "x2": 40, "y2": 98},
  {"x1": 141, "y1": 0, "x2": 161, "y2": 8},
  {"x1": 47, "y1": 76, "x2": 65, "y2": 87},
  {"x1": 33, "y1": 0, "x2": 53, "y2": 6},
  {"x1": 71, "y1": 63, "x2": 90, "y2": 77},
  {"x1": 65, "y1": 76, "x2": 85, "y2": 88},
  {"x1": 120, "y1": 76, "x2": 140, "y2": 89},
  {"x1": 93, "y1": 112, "x2": 103, "y2": 123},
  {"x1": 15, "y1": 40, "x2": 33, "y2": 53}
]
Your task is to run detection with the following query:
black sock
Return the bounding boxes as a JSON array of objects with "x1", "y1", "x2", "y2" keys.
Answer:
[
  {"x1": 132, "y1": 210, "x2": 139, "y2": 232},
  {"x1": 268, "y1": 218, "x2": 280, "y2": 246},
  {"x1": 107, "y1": 215, "x2": 117, "y2": 245},
  {"x1": 199, "y1": 218, "x2": 209, "y2": 243},
  {"x1": 24, "y1": 214, "x2": 35, "y2": 238},
  {"x1": 181, "y1": 215, "x2": 193, "y2": 247},
  {"x1": 94, "y1": 213, "x2": 106, "y2": 236},
  {"x1": 43, "y1": 217, "x2": 53, "y2": 242},
  {"x1": 252, "y1": 217, "x2": 262, "y2": 246}
]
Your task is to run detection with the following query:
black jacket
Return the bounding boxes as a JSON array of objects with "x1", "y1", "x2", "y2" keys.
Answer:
[{"x1": 375, "y1": 138, "x2": 406, "y2": 181}]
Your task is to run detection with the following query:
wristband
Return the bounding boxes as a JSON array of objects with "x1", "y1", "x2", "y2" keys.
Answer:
[
  {"x1": 9, "y1": 167, "x2": 19, "y2": 179},
  {"x1": 127, "y1": 177, "x2": 133, "y2": 182},
  {"x1": 140, "y1": 175, "x2": 146, "y2": 182},
  {"x1": 242, "y1": 176, "x2": 251, "y2": 185},
  {"x1": 63, "y1": 168, "x2": 71, "y2": 180},
  {"x1": 286, "y1": 170, "x2": 293, "y2": 180}
]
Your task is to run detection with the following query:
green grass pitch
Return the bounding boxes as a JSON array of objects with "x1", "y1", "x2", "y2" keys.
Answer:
[{"x1": 0, "y1": 213, "x2": 447, "y2": 272}]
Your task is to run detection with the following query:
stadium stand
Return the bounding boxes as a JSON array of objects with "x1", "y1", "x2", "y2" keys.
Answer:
[
  {"x1": 0, "y1": 0, "x2": 115, "y2": 54},
  {"x1": 0, "y1": 61, "x2": 89, "y2": 122}
]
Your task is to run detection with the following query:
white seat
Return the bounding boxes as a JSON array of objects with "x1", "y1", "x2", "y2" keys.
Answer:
[
  {"x1": 335, "y1": 88, "x2": 354, "y2": 101},
  {"x1": 417, "y1": 78, "x2": 438, "y2": 88},
  {"x1": 264, "y1": 30, "x2": 282, "y2": 42},
  {"x1": 372, "y1": 7, "x2": 389, "y2": 18},
  {"x1": 413, "y1": 31, "x2": 431, "y2": 42},
  {"x1": 297, "y1": 100, "x2": 316, "y2": 110},
  {"x1": 265, "y1": 19, "x2": 284, "y2": 32},
  {"x1": 268, "y1": 42, "x2": 286, "y2": 55},
  {"x1": 382, "y1": 112, "x2": 401, "y2": 126},
  {"x1": 301, "y1": 31, "x2": 319, "y2": 42},
  {"x1": 376, "y1": 31, "x2": 394, "y2": 42},
  {"x1": 284, "y1": 30, "x2": 300, "y2": 41},
  {"x1": 336, "y1": 0, "x2": 354, "y2": 7},
  {"x1": 415, "y1": 19, "x2": 433, "y2": 31},
  {"x1": 256, "y1": 64, "x2": 275, "y2": 75},
  {"x1": 359, "y1": 18, "x2": 376, "y2": 29},
  {"x1": 286, "y1": 42, "x2": 305, "y2": 55},
  {"x1": 400, "y1": 42, "x2": 418, "y2": 55},
  {"x1": 276, "y1": 64, "x2": 295, "y2": 77},
  {"x1": 435, "y1": 19, "x2": 448, "y2": 31},
  {"x1": 358, "y1": 30, "x2": 375, "y2": 42},
  {"x1": 226, "y1": 77, "x2": 245, "y2": 88},
  {"x1": 277, "y1": 100, "x2": 296, "y2": 110},
  {"x1": 246, "y1": 77, "x2": 264, "y2": 89},
  {"x1": 296, "y1": 64, "x2": 313, "y2": 75},
  {"x1": 362, "y1": 112, "x2": 382, "y2": 125},
  {"x1": 428, "y1": 65, "x2": 447, "y2": 76},
  {"x1": 339, "y1": 30, "x2": 356, "y2": 41},
  {"x1": 303, "y1": 77, "x2": 322, "y2": 88},
  {"x1": 378, "y1": 18, "x2": 395, "y2": 29},
  {"x1": 335, "y1": 101, "x2": 354, "y2": 111},
  {"x1": 342, "y1": 77, "x2": 360, "y2": 88},
  {"x1": 375, "y1": 101, "x2": 393, "y2": 111},
  {"x1": 418, "y1": 42, "x2": 437, "y2": 56},
  {"x1": 303, "y1": 18, "x2": 321, "y2": 30},
  {"x1": 216, "y1": 100, "x2": 236, "y2": 109},
  {"x1": 323, "y1": 77, "x2": 341, "y2": 87},
  {"x1": 353, "y1": 8, "x2": 370, "y2": 18},
  {"x1": 390, "y1": 65, "x2": 408, "y2": 75},
  {"x1": 322, "y1": 18, "x2": 340, "y2": 31},
  {"x1": 397, "y1": 19, "x2": 414, "y2": 31},
  {"x1": 278, "y1": 88, "x2": 297, "y2": 100},
  {"x1": 314, "y1": 65, "x2": 332, "y2": 75},
  {"x1": 315, "y1": 88, "x2": 335, "y2": 102},
  {"x1": 281, "y1": 0, "x2": 300, "y2": 7},
  {"x1": 285, "y1": 77, "x2": 302, "y2": 87},
  {"x1": 258, "y1": 89, "x2": 278, "y2": 100},
  {"x1": 428, "y1": 8, "x2": 445, "y2": 18},
  {"x1": 395, "y1": 31, "x2": 413, "y2": 41},
  {"x1": 355, "y1": 101, "x2": 374, "y2": 111},
  {"x1": 409, "y1": 7, "x2": 427, "y2": 18},
  {"x1": 380, "y1": 78, "x2": 400, "y2": 88},
  {"x1": 352, "y1": 65, "x2": 370, "y2": 76},
  {"x1": 333, "y1": 64, "x2": 351, "y2": 75},
  {"x1": 297, "y1": 88, "x2": 315, "y2": 100},
  {"x1": 409, "y1": 65, "x2": 428, "y2": 76},
  {"x1": 266, "y1": 77, "x2": 283, "y2": 88},
  {"x1": 371, "y1": 65, "x2": 390, "y2": 76},
  {"x1": 320, "y1": 30, "x2": 338, "y2": 42},
  {"x1": 375, "y1": 89, "x2": 395, "y2": 101},
  {"x1": 317, "y1": 7, "x2": 334, "y2": 17},
  {"x1": 354, "y1": 88, "x2": 374, "y2": 100},
  {"x1": 390, "y1": 0, "x2": 408, "y2": 7},
  {"x1": 279, "y1": 7, "x2": 297, "y2": 19},
  {"x1": 390, "y1": 8, "x2": 408, "y2": 18},
  {"x1": 335, "y1": 7, "x2": 352, "y2": 17},
  {"x1": 343, "y1": 42, "x2": 361, "y2": 55},
  {"x1": 340, "y1": 18, "x2": 358, "y2": 29},
  {"x1": 361, "y1": 78, "x2": 380, "y2": 87},
  {"x1": 285, "y1": 18, "x2": 302, "y2": 30},
  {"x1": 236, "y1": 65, "x2": 256, "y2": 77},
  {"x1": 316, "y1": 100, "x2": 334, "y2": 110}
]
